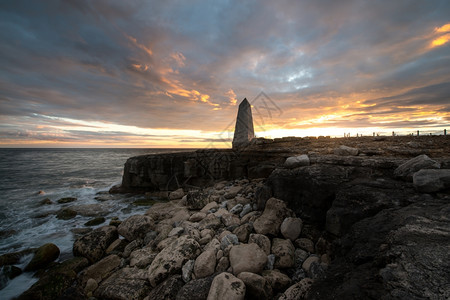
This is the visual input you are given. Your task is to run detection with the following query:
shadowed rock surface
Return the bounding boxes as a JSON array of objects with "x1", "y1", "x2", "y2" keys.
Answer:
[{"x1": 308, "y1": 197, "x2": 450, "y2": 299}]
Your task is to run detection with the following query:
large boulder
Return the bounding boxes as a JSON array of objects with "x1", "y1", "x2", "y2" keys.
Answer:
[
  {"x1": 186, "y1": 190, "x2": 211, "y2": 210},
  {"x1": 146, "y1": 201, "x2": 189, "y2": 224},
  {"x1": 130, "y1": 248, "x2": 157, "y2": 268},
  {"x1": 95, "y1": 267, "x2": 150, "y2": 300},
  {"x1": 169, "y1": 188, "x2": 185, "y2": 200},
  {"x1": 284, "y1": 155, "x2": 310, "y2": 168},
  {"x1": 280, "y1": 217, "x2": 303, "y2": 241},
  {"x1": 237, "y1": 272, "x2": 273, "y2": 300},
  {"x1": 413, "y1": 169, "x2": 450, "y2": 193},
  {"x1": 148, "y1": 235, "x2": 201, "y2": 287},
  {"x1": 24, "y1": 243, "x2": 60, "y2": 271},
  {"x1": 117, "y1": 215, "x2": 154, "y2": 241},
  {"x1": 394, "y1": 154, "x2": 440, "y2": 180},
  {"x1": 207, "y1": 272, "x2": 246, "y2": 300},
  {"x1": 79, "y1": 254, "x2": 121, "y2": 287},
  {"x1": 253, "y1": 198, "x2": 292, "y2": 236},
  {"x1": 271, "y1": 238, "x2": 295, "y2": 269},
  {"x1": 248, "y1": 234, "x2": 271, "y2": 255},
  {"x1": 224, "y1": 185, "x2": 244, "y2": 199},
  {"x1": 261, "y1": 270, "x2": 292, "y2": 293},
  {"x1": 194, "y1": 249, "x2": 217, "y2": 278},
  {"x1": 229, "y1": 243, "x2": 267, "y2": 275},
  {"x1": 73, "y1": 226, "x2": 118, "y2": 263}
]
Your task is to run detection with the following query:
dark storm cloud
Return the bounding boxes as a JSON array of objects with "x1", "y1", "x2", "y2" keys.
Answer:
[
  {"x1": 364, "y1": 82, "x2": 450, "y2": 107},
  {"x1": 0, "y1": 0, "x2": 449, "y2": 145}
]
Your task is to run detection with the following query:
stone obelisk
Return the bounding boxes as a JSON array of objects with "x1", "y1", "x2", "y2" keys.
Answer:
[{"x1": 232, "y1": 98, "x2": 254, "y2": 149}]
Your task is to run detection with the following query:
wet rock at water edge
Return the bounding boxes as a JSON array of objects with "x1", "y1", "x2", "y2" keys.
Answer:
[
  {"x1": 24, "y1": 243, "x2": 60, "y2": 271},
  {"x1": 40, "y1": 198, "x2": 52, "y2": 205},
  {"x1": 84, "y1": 217, "x2": 106, "y2": 226},
  {"x1": 17, "y1": 257, "x2": 89, "y2": 300},
  {"x1": 57, "y1": 197, "x2": 77, "y2": 204},
  {"x1": 56, "y1": 208, "x2": 77, "y2": 220},
  {"x1": 0, "y1": 265, "x2": 22, "y2": 290},
  {"x1": 0, "y1": 248, "x2": 36, "y2": 267}
]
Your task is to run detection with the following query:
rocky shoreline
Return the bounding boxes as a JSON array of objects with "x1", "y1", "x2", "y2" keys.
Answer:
[{"x1": 1, "y1": 136, "x2": 449, "y2": 299}]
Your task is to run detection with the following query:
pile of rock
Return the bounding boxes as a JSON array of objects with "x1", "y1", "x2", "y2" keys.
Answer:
[{"x1": 22, "y1": 179, "x2": 330, "y2": 299}]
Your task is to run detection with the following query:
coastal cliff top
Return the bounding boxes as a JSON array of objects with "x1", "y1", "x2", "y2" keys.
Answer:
[{"x1": 236, "y1": 135, "x2": 450, "y2": 158}]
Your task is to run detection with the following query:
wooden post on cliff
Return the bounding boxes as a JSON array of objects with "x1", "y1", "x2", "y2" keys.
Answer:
[
  {"x1": 445, "y1": 129, "x2": 447, "y2": 136},
  {"x1": 417, "y1": 130, "x2": 420, "y2": 137}
]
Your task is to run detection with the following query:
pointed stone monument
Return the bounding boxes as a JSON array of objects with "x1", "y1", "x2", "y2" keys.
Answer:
[{"x1": 232, "y1": 98, "x2": 254, "y2": 149}]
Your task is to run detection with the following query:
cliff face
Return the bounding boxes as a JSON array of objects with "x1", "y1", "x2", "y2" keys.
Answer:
[{"x1": 115, "y1": 148, "x2": 290, "y2": 193}]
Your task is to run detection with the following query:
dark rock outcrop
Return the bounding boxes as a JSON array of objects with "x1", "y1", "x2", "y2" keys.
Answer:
[
  {"x1": 267, "y1": 164, "x2": 355, "y2": 225},
  {"x1": 308, "y1": 197, "x2": 450, "y2": 299},
  {"x1": 325, "y1": 179, "x2": 416, "y2": 236}
]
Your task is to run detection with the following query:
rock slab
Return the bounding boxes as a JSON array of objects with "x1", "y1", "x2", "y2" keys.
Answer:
[
  {"x1": 229, "y1": 243, "x2": 267, "y2": 275},
  {"x1": 148, "y1": 235, "x2": 201, "y2": 287}
]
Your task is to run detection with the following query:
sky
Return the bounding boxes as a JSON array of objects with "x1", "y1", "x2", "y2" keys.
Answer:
[{"x1": 0, "y1": 0, "x2": 449, "y2": 148}]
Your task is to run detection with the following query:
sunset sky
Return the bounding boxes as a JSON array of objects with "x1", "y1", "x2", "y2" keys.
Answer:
[{"x1": 1, "y1": 0, "x2": 449, "y2": 148}]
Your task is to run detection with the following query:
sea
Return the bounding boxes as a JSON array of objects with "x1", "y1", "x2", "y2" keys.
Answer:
[{"x1": 0, "y1": 148, "x2": 192, "y2": 299}]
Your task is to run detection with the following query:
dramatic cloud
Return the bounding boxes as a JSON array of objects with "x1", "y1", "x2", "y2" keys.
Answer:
[{"x1": 0, "y1": 0, "x2": 449, "y2": 147}]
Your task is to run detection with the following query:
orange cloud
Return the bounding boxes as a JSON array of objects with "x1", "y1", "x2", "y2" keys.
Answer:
[
  {"x1": 170, "y1": 52, "x2": 186, "y2": 67},
  {"x1": 225, "y1": 89, "x2": 237, "y2": 105},
  {"x1": 430, "y1": 23, "x2": 450, "y2": 48},
  {"x1": 435, "y1": 23, "x2": 450, "y2": 33},
  {"x1": 431, "y1": 33, "x2": 450, "y2": 47},
  {"x1": 125, "y1": 34, "x2": 153, "y2": 56},
  {"x1": 131, "y1": 63, "x2": 149, "y2": 71}
]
